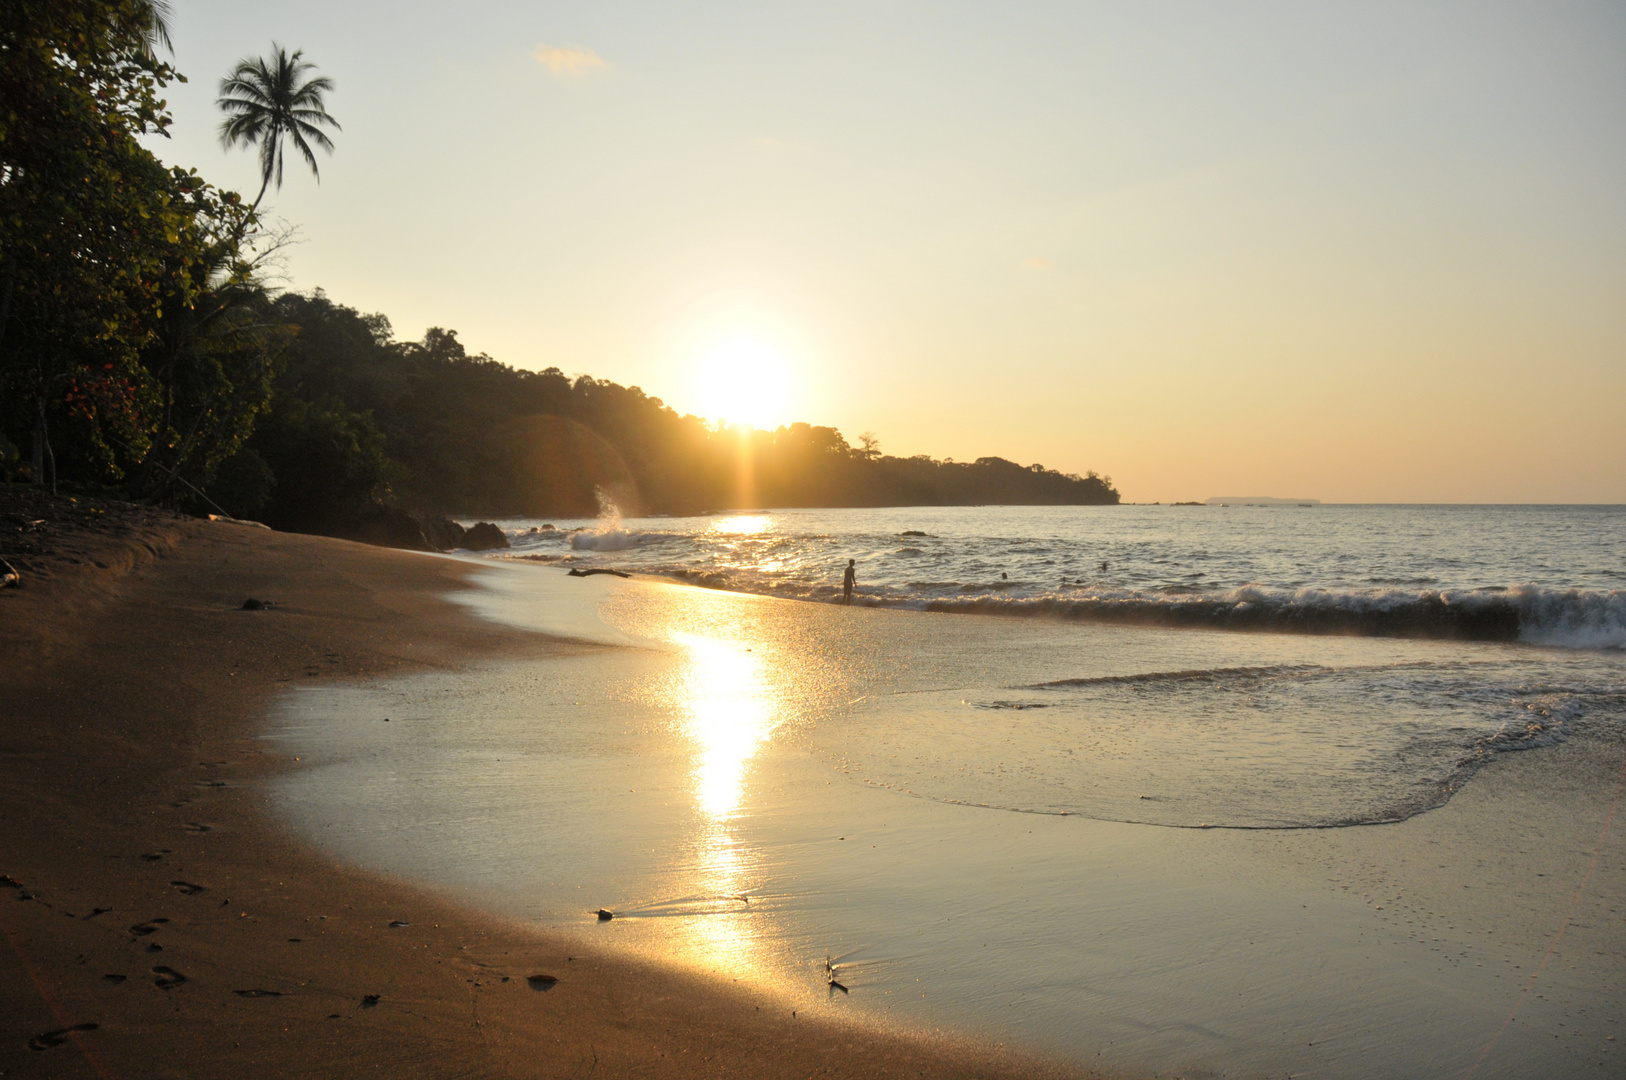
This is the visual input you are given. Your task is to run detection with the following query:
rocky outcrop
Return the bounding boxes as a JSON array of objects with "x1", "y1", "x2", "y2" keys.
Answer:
[
  {"x1": 344, "y1": 506, "x2": 434, "y2": 552},
  {"x1": 419, "y1": 516, "x2": 467, "y2": 552},
  {"x1": 461, "y1": 522, "x2": 509, "y2": 551}
]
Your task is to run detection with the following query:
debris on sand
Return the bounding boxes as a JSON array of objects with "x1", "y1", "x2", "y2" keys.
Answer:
[
  {"x1": 596, "y1": 909, "x2": 614, "y2": 921},
  {"x1": 29, "y1": 1023, "x2": 98, "y2": 1050}
]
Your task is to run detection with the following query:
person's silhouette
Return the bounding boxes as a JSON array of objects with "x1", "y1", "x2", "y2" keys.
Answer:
[{"x1": 842, "y1": 559, "x2": 856, "y2": 605}]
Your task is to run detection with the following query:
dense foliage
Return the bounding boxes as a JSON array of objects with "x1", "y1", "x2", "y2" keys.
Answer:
[
  {"x1": 0, "y1": 0, "x2": 274, "y2": 503},
  {"x1": 0, "y1": 2, "x2": 1116, "y2": 535}
]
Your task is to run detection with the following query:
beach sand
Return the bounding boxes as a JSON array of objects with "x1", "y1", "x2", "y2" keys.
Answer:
[{"x1": 0, "y1": 491, "x2": 1081, "y2": 1080}]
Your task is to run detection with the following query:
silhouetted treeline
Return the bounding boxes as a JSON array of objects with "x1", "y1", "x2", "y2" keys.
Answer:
[
  {"x1": 5, "y1": 287, "x2": 1119, "y2": 528},
  {"x1": 205, "y1": 292, "x2": 1118, "y2": 529}
]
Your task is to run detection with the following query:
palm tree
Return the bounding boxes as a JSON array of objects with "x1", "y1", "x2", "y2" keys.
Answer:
[
  {"x1": 136, "y1": 0, "x2": 173, "y2": 54},
  {"x1": 216, "y1": 45, "x2": 340, "y2": 212}
]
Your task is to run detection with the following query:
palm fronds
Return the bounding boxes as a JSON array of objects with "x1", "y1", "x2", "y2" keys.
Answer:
[{"x1": 216, "y1": 45, "x2": 340, "y2": 209}]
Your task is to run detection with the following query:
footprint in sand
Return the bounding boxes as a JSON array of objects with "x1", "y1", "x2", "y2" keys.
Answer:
[
  {"x1": 102, "y1": 974, "x2": 126, "y2": 984},
  {"x1": 139, "y1": 850, "x2": 172, "y2": 862},
  {"x1": 171, "y1": 881, "x2": 207, "y2": 895},
  {"x1": 233, "y1": 989, "x2": 283, "y2": 998},
  {"x1": 128, "y1": 918, "x2": 169, "y2": 936},
  {"x1": 182, "y1": 823, "x2": 212, "y2": 833},
  {"x1": 29, "y1": 1023, "x2": 98, "y2": 1050},
  {"x1": 151, "y1": 966, "x2": 187, "y2": 990}
]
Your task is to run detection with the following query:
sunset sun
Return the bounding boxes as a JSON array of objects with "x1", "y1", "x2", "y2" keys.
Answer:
[{"x1": 692, "y1": 335, "x2": 794, "y2": 428}]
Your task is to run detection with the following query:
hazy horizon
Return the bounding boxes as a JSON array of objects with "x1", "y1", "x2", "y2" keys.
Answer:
[{"x1": 146, "y1": 1, "x2": 1625, "y2": 504}]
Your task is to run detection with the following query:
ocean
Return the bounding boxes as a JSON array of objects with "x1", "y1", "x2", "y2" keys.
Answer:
[
  {"x1": 514, "y1": 504, "x2": 1624, "y2": 647},
  {"x1": 269, "y1": 505, "x2": 1626, "y2": 1078}
]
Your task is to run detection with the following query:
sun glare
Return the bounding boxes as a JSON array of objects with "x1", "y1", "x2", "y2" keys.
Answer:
[{"x1": 693, "y1": 336, "x2": 793, "y2": 429}]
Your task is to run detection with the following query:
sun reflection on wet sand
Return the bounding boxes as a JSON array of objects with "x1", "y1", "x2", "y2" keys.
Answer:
[
  {"x1": 665, "y1": 629, "x2": 782, "y2": 973},
  {"x1": 672, "y1": 631, "x2": 777, "y2": 819}
]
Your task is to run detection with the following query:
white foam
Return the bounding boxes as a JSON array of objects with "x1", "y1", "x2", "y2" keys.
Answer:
[
  {"x1": 1511, "y1": 585, "x2": 1626, "y2": 649},
  {"x1": 570, "y1": 527, "x2": 642, "y2": 552}
]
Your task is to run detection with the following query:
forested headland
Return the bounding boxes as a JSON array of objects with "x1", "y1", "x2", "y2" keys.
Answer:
[{"x1": 0, "y1": 2, "x2": 1117, "y2": 546}]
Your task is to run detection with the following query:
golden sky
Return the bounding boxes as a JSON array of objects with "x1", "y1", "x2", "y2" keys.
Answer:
[{"x1": 152, "y1": 1, "x2": 1625, "y2": 502}]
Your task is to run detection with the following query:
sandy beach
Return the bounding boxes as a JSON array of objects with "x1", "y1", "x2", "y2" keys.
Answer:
[{"x1": 0, "y1": 491, "x2": 1079, "y2": 1080}]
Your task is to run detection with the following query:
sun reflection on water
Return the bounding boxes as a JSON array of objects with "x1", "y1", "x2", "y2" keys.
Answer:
[{"x1": 710, "y1": 514, "x2": 772, "y2": 536}]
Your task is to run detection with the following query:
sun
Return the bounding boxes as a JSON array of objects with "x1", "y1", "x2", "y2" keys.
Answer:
[{"x1": 693, "y1": 336, "x2": 793, "y2": 429}]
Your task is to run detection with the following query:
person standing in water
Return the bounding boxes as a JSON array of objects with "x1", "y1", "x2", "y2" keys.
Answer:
[{"x1": 842, "y1": 559, "x2": 857, "y2": 605}]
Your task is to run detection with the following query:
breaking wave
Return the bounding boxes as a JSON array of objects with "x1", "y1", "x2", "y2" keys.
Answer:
[
  {"x1": 646, "y1": 572, "x2": 1624, "y2": 650},
  {"x1": 569, "y1": 527, "x2": 646, "y2": 552},
  {"x1": 918, "y1": 584, "x2": 1626, "y2": 648}
]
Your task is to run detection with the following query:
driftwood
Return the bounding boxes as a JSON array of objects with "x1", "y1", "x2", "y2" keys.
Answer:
[{"x1": 568, "y1": 568, "x2": 630, "y2": 579}]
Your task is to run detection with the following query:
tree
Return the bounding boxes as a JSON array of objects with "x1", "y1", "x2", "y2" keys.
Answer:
[
  {"x1": 216, "y1": 44, "x2": 339, "y2": 211},
  {"x1": 0, "y1": 0, "x2": 279, "y2": 500},
  {"x1": 0, "y1": 0, "x2": 190, "y2": 491}
]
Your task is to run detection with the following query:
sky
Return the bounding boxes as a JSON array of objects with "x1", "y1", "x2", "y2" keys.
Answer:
[{"x1": 148, "y1": 1, "x2": 1626, "y2": 503}]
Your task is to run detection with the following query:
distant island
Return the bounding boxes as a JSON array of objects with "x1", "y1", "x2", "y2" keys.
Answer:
[{"x1": 1206, "y1": 496, "x2": 1320, "y2": 506}]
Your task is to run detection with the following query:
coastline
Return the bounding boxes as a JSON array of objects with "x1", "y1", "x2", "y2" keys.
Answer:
[{"x1": 0, "y1": 498, "x2": 1084, "y2": 1079}]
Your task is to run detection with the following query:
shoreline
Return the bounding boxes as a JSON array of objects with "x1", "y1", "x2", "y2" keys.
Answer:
[{"x1": 0, "y1": 494, "x2": 1085, "y2": 1079}]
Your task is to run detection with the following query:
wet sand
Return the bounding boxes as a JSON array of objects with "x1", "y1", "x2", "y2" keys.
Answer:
[
  {"x1": 269, "y1": 563, "x2": 1626, "y2": 1079},
  {"x1": 0, "y1": 491, "x2": 1081, "y2": 1079}
]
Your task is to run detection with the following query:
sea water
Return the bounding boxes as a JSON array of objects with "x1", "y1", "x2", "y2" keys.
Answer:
[
  {"x1": 505, "y1": 504, "x2": 1625, "y2": 648},
  {"x1": 268, "y1": 505, "x2": 1626, "y2": 1079}
]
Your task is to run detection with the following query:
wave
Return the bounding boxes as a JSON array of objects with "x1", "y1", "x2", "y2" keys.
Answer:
[
  {"x1": 959, "y1": 580, "x2": 1596, "y2": 649},
  {"x1": 569, "y1": 527, "x2": 642, "y2": 552},
  {"x1": 919, "y1": 584, "x2": 1625, "y2": 649},
  {"x1": 564, "y1": 527, "x2": 685, "y2": 552},
  {"x1": 637, "y1": 569, "x2": 1623, "y2": 649}
]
